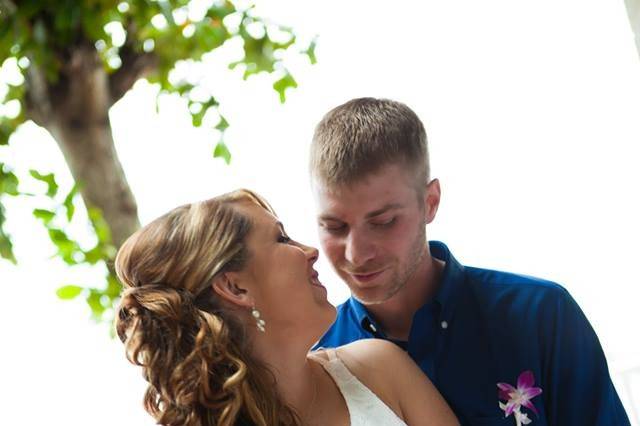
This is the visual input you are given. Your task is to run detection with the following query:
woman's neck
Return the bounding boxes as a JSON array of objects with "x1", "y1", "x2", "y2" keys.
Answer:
[{"x1": 250, "y1": 329, "x2": 319, "y2": 420}]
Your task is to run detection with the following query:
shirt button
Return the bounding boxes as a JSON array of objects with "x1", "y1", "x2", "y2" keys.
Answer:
[{"x1": 441, "y1": 320, "x2": 448, "y2": 329}]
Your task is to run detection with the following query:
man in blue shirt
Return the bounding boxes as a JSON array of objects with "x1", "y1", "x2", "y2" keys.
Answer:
[{"x1": 310, "y1": 97, "x2": 630, "y2": 425}]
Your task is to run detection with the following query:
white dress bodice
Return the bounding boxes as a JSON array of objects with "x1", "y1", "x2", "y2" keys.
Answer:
[{"x1": 311, "y1": 349, "x2": 408, "y2": 426}]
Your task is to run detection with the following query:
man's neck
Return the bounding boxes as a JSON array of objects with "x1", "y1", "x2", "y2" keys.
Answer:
[{"x1": 365, "y1": 254, "x2": 445, "y2": 341}]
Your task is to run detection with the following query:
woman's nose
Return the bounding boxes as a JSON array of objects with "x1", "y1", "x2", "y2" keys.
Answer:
[{"x1": 301, "y1": 243, "x2": 319, "y2": 263}]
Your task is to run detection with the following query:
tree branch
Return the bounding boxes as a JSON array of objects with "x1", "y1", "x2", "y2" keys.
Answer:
[
  {"x1": 108, "y1": 45, "x2": 158, "y2": 105},
  {"x1": 24, "y1": 63, "x2": 54, "y2": 128}
]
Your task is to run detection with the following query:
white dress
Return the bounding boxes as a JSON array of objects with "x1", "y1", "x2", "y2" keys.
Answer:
[{"x1": 311, "y1": 349, "x2": 408, "y2": 426}]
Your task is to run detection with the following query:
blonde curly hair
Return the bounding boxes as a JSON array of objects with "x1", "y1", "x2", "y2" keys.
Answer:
[{"x1": 115, "y1": 189, "x2": 299, "y2": 426}]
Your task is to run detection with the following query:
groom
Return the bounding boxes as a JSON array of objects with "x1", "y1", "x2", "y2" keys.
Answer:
[{"x1": 310, "y1": 98, "x2": 630, "y2": 425}]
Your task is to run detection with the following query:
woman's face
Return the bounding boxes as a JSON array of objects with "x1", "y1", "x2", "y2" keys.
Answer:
[{"x1": 232, "y1": 201, "x2": 336, "y2": 339}]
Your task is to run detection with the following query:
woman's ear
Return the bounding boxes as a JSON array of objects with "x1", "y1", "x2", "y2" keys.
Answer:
[{"x1": 211, "y1": 272, "x2": 253, "y2": 308}]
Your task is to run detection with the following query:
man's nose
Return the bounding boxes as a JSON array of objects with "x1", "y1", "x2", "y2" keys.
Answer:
[{"x1": 344, "y1": 231, "x2": 375, "y2": 267}]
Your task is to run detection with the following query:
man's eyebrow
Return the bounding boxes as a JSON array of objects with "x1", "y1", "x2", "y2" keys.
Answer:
[
  {"x1": 318, "y1": 214, "x2": 342, "y2": 222},
  {"x1": 318, "y1": 203, "x2": 403, "y2": 222},
  {"x1": 364, "y1": 203, "x2": 403, "y2": 219}
]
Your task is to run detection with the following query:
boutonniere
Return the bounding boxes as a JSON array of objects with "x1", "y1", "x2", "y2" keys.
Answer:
[{"x1": 497, "y1": 370, "x2": 542, "y2": 425}]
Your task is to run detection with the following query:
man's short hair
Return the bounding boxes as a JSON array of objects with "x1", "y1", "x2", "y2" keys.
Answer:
[{"x1": 310, "y1": 97, "x2": 429, "y2": 189}]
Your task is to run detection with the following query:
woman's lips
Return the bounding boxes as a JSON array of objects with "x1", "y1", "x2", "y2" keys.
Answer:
[{"x1": 309, "y1": 270, "x2": 325, "y2": 288}]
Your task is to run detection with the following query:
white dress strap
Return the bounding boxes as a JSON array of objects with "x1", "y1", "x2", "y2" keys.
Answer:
[
  {"x1": 326, "y1": 348, "x2": 338, "y2": 361},
  {"x1": 310, "y1": 349, "x2": 407, "y2": 426}
]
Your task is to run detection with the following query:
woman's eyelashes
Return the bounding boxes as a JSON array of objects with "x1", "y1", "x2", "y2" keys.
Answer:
[{"x1": 277, "y1": 233, "x2": 291, "y2": 244}]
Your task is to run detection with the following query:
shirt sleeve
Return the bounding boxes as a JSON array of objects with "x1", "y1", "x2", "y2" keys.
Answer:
[{"x1": 542, "y1": 288, "x2": 630, "y2": 425}]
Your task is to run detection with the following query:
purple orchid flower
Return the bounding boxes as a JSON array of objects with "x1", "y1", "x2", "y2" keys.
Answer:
[{"x1": 497, "y1": 370, "x2": 543, "y2": 419}]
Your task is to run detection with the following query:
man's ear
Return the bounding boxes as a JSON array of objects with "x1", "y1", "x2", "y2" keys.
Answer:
[
  {"x1": 211, "y1": 272, "x2": 253, "y2": 308},
  {"x1": 424, "y1": 178, "x2": 441, "y2": 225}
]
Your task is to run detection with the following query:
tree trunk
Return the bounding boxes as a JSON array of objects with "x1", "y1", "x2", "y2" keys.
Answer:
[
  {"x1": 48, "y1": 117, "x2": 140, "y2": 248},
  {"x1": 26, "y1": 44, "x2": 140, "y2": 248},
  {"x1": 626, "y1": 0, "x2": 640, "y2": 59}
]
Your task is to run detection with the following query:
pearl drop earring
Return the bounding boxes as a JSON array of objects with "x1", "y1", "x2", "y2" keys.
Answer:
[{"x1": 251, "y1": 306, "x2": 266, "y2": 332}]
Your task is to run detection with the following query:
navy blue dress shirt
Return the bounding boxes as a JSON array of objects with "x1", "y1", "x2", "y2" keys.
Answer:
[{"x1": 315, "y1": 241, "x2": 630, "y2": 425}]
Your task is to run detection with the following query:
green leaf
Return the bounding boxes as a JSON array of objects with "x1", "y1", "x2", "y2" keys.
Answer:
[
  {"x1": 29, "y1": 170, "x2": 58, "y2": 197},
  {"x1": 63, "y1": 184, "x2": 78, "y2": 221},
  {"x1": 105, "y1": 273, "x2": 122, "y2": 298},
  {"x1": 0, "y1": 121, "x2": 14, "y2": 146},
  {"x1": 193, "y1": 19, "x2": 229, "y2": 52},
  {"x1": 303, "y1": 38, "x2": 317, "y2": 64},
  {"x1": 87, "y1": 289, "x2": 107, "y2": 320},
  {"x1": 189, "y1": 96, "x2": 219, "y2": 127},
  {"x1": 87, "y1": 207, "x2": 112, "y2": 245},
  {"x1": 80, "y1": 9, "x2": 107, "y2": 41},
  {"x1": 229, "y1": 21, "x2": 297, "y2": 80},
  {"x1": 56, "y1": 285, "x2": 83, "y2": 300},
  {"x1": 0, "y1": 235, "x2": 16, "y2": 263},
  {"x1": 4, "y1": 83, "x2": 26, "y2": 104},
  {"x1": 205, "y1": 2, "x2": 236, "y2": 21},
  {"x1": 230, "y1": 33, "x2": 277, "y2": 78},
  {"x1": 273, "y1": 72, "x2": 298, "y2": 103},
  {"x1": 47, "y1": 228, "x2": 80, "y2": 264},
  {"x1": 0, "y1": 113, "x2": 26, "y2": 146},
  {"x1": 190, "y1": 102, "x2": 205, "y2": 127},
  {"x1": 83, "y1": 244, "x2": 104, "y2": 265},
  {"x1": 0, "y1": 164, "x2": 19, "y2": 195},
  {"x1": 33, "y1": 208, "x2": 55, "y2": 224},
  {"x1": 213, "y1": 141, "x2": 231, "y2": 164},
  {"x1": 215, "y1": 115, "x2": 229, "y2": 132},
  {"x1": 0, "y1": 201, "x2": 16, "y2": 264}
]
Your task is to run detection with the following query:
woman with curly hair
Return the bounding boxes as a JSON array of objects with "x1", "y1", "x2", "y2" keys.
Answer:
[{"x1": 115, "y1": 189, "x2": 457, "y2": 426}]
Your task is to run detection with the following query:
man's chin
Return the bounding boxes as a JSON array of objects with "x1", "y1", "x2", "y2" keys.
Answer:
[
  {"x1": 350, "y1": 287, "x2": 392, "y2": 306},
  {"x1": 349, "y1": 278, "x2": 407, "y2": 306}
]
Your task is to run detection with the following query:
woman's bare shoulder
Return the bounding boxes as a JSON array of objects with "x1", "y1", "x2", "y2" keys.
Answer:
[
  {"x1": 339, "y1": 340, "x2": 408, "y2": 413},
  {"x1": 337, "y1": 340, "x2": 458, "y2": 425},
  {"x1": 309, "y1": 339, "x2": 416, "y2": 389},
  {"x1": 338, "y1": 338, "x2": 409, "y2": 369}
]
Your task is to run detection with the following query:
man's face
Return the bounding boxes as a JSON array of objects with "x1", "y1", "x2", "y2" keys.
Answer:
[{"x1": 314, "y1": 163, "x2": 440, "y2": 305}]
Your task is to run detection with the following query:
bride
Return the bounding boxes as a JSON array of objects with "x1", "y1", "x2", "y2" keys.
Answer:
[{"x1": 115, "y1": 189, "x2": 458, "y2": 426}]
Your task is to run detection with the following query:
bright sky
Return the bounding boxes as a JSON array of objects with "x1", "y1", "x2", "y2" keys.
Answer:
[{"x1": 1, "y1": 0, "x2": 639, "y2": 424}]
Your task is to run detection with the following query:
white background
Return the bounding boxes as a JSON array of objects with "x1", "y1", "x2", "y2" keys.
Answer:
[{"x1": 1, "y1": 0, "x2": 639, "y2": 424}]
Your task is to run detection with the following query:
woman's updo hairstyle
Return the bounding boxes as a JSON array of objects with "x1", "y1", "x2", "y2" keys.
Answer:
[{"x1": 114, "y1": 189, "x2": 299, "y2": 426}]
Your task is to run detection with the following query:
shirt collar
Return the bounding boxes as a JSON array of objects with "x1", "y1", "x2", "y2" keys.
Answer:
[
  {"x1": 349, "y1": 240, "x2": 466, "y2": 333},
  {"x1": 429, "y1": 240, "x2": 466, "y2": 325},
  {"x1": 349, "y1": 294, "x2": 378, "y2": 334}
]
